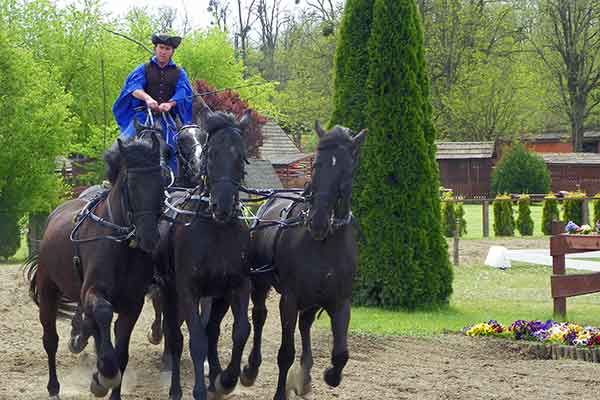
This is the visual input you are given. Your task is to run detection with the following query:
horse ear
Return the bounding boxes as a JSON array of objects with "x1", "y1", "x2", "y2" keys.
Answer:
[
  {"x1": 198, "y1": 104, "x2": 212, "y2": 128},
  {"x1": 238, "y1": 109, "x2": 253, "y2": 134},
  {"x1": 352, "y1": 128, "x2": 367, "y2": 147},
  {"x1": 117, "y1": 138, "x2": 125, "y2": 153},
  {"x1": 150, "y1": 132, "x2": 160, "y2": 154},
  {"x1": 315, "y1": 120, "x2": 326, "y2": 138}
]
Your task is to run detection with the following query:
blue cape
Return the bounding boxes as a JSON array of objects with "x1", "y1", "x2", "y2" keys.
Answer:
[{"x1": 112, "y1": 56, "x2": 194, "y2": 171}]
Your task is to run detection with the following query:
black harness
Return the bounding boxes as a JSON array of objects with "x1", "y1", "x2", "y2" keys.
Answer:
[{"x1": 69, "y1": 165, "x2": 162, "y2": 283}]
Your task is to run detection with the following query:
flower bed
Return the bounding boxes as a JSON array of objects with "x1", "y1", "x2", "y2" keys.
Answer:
[{"x1": 464, "y1": 320, "x2": 600, "y2": 362}]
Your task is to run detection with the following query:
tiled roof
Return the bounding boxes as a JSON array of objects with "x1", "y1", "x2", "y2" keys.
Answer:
[
  {"x1": 435, "y1": 141, "x2": 495, "y2": 159},
  {"x1": 541, "y1": 152, "x2": 600, "y2": 165},
  {"x1": 259, "y1": 121, "x2": 305, "y2": 163},
  {"x1": 244, "y1": 158, "x2": 283, "y2": 190}
]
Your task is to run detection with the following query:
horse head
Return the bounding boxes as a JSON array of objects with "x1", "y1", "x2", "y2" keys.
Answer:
[
  {"x1": 175, "y1": 124, "x2": 206, "y2": 187},
  {"x1": 305, "y1": 121, "x2": 367, "y2": 241},
  {"x1": 105, "y1": 135, "x2": 164, "y2": 252},
  {"x1": 201, "y1": 110, "x2": 251, "y2": 224},
  {"x1": 134, "y1": 119, "x2": 174, "y2": 187}
]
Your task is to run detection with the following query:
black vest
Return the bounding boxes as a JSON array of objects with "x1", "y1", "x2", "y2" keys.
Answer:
[{"x1": 144, "y1": 62, "x2": 180, "y2": 103}]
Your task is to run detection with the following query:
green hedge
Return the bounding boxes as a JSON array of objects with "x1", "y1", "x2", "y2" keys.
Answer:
[
  {"x1": 542, "y1": 193, "x2": 560, "y2": 235},
  {"x1": 563, "y1": 191, "x2": 586, "y2": 225},
  {"x1": 441, "y1": 192, "x2": 467, "y2": 237},
  {"x1": 493, "y1": 194, "x2": 514, "y2": 236},
  {"x1": 516, "y1": 194, "x2": 534, "y2": 236},
  {"x1": 593, "y1": 193, "x2": 600, "y2": 226}
]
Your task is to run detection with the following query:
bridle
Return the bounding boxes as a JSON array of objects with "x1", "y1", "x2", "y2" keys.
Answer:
[
  {"x1": 70, "y1": 164, "x2": 163, "y2": 245},
  {"x1": 175, "y1": 124, "x2": 205, "y2": 184}
]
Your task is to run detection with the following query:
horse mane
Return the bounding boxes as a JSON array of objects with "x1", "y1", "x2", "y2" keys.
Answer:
[
  {"x1": 318, "y1": 126, "x2": 353, "y2": 150},
  {"x1": 103, "y1": 137, "x2": 155, "y2": 184},
  {"x1": 205, "y1": 111, "x2": 240, "y2": 134}
]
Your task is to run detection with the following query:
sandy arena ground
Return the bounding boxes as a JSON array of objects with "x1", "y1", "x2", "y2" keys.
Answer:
[{"x1": 3, "y1": 238, "x2": 600, "y2": 400}]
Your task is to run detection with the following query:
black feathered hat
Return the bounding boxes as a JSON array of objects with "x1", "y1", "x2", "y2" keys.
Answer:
[{"x1": 151, "y1": 33, "x2": 182, "y2": 49}]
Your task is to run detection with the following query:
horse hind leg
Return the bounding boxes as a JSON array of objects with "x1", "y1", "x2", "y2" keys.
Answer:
[
  {"x1": 147, "y1": 284, "x2": 164, "y2": 345},
  {"x1": 323, "y1": 300, "x2": 350, "y2": 388},
  {"x1": 39, "y1": 278, "x2": 61, "y2": 399},
  {"x1": 287, "y1": 307, "x2": 318, "y2": 397},
  {"x1": 241, "y1": 281, "x2": 269, "y2": 387}
]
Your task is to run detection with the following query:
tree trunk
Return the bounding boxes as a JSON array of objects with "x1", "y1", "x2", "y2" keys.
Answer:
[{"x1": 572, "y1": 98, "x2": 586, "y2": 152}]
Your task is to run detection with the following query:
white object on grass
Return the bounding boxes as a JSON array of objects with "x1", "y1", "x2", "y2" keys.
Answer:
[{"x1": 485, "y1": 246, "x2": 511, "y2": 270}]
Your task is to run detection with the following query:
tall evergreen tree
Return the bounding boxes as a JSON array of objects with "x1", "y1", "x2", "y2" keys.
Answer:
[
  {"x1": 354, "y1": 0, "x2": 452, "y2": 308},
  {"x1": 330, "y1": 0, "x2": 374, "y2": 131}
]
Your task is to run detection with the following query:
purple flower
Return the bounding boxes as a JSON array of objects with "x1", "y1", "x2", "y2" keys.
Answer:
[
  {"x1": 565, "y1": 330, "x2": 578, "y2": 345},
  {"x1": 565, "y1": 221, "x2": 580, "y2": 233}
]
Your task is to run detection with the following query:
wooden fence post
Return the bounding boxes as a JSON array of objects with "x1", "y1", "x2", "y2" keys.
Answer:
[
  {"x1": 453, "y1": 218, "x2": 460, "y2": 266},
  {"x1": 482, "y1": 200, "x2": 489, "y2": 238}
]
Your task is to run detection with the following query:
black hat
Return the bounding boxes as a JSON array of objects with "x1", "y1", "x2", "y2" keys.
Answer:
[{"x1": 151, "y1": 33, "x2": 182, "y2": 49}]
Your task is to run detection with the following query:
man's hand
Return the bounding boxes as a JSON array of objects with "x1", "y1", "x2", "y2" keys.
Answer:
[
  {"x1": 158, "y1": 101, "x2": 175, "y2": 113},
  {"x1": 145, "y1": 97, "x2": 159, "y2": 111}
]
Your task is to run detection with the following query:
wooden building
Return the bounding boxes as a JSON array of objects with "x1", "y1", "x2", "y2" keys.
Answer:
[
  {"x1": 520, "y1": 130, "x2": 600, "y2": 154},
  {"x1": 258, "y1": 121, "x2": 313, "y2": 188},
  {"x1": 436, "y1": 141, "x2": 496, "y2": 198},
  {"x1": 541, "y1": 153, "x2": 600, "y2": 195}
]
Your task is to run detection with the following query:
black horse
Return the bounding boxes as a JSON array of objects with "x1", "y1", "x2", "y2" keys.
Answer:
[
  {"x1": 24, "y1": 135, "x2": 164, "y2": 400},
  {"x1": 159, "y1": 110, "x2": 253, "y2": 400},
  {"x1": 147, "y1": 121, "x2": 206, "y2": 346},
  {"x1": 240, "y1": 122, "x2": 366, "y2": 399}
]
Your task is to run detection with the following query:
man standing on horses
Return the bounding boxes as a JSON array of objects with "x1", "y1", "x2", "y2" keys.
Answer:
[{"x1": 112, "y1": 33, "x2": 193, "y2": 173}]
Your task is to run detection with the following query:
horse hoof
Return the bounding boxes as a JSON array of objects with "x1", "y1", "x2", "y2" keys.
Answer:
[
  {"x1": 240, "y1": 365, "x2": 257, "y2": 387},
  {"x1": 323, "y1": 368, "x2": 342, "y2": 388},
  {"x1": 286, "y1": 363, "x2": 303, "y2": 395},
  {"x1": 98, "y1": 370, "x2": 122, "y2": 390},
  {"x1": 68, "y1": 335, "x2": 88, "y2": 354},
  {"x1": 90, "y1": 373, "x2": 109, "y2": 397},
  {"x1": 147, "y1": 327, "x2": 163, "y2": 345},
  {"x1": 160, "y1": 356, "x2": 173, "y2": 372},
  {"x1": 48, "y1": 395, "x2": 61, "y2": 400},
  {"x1": 215, "y1": 372, "x2": 236, "y2": 395},
  {"x1": 207, "y1": 391, "x2": 225, "y2": 400}
]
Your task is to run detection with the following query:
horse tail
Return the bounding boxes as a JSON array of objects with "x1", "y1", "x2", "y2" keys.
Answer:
[
  {"x1": 22, "y1": 252, "x2": 77, "y2": 317},
  {"x1": 22, "y1": 252, "x2": 40, "y2": 306}
]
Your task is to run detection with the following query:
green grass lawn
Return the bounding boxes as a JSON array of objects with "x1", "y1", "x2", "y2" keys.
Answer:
[
  {"x1": 460, "y1": 202, "x2": 594, "y2": 239},
  {"x1": 337, "y1": 263, "x2": 600, "y2": 336}
]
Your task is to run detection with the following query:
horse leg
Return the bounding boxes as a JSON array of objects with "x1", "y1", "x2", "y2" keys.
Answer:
[
  {"x1": 108, "y1": 301, "x2": 144, "y2": 400},
  {"x1": 85, "y1": 291, "x2": 121, "y2": 395},
  {"x1": 287, "y1": 307, "x2": 318, "y2": 396},
  {"x1": 206, "y1": 297, "x2": 229, "y2": 393},
  {"x1": 212, "y1": 281, "x2": 251, "y2": 398},
  {"x1": 68, "y1": 304, "x2": 93, "y2": 354},
  {"x1": 273, "y1": 294, "x2": 298, "y2": 400},
  {"x1": 163, "y1": 284, "x2": 184, "y2": 400},
  {"x1": 39, "y1": 279, "x2": 61, "y2": 399},
  {"x1": 147, "y1": 285, "x2": 164, "y2": 345},
  {"x1": 241, "y1": 281, "x2": 269, "y2": 387},
  {"x1": 324, "y1": 300, "x2": 351, "y2": 388},
  {"x1": 185, "y1": 296, "x2": 211, "y2": 400}
]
